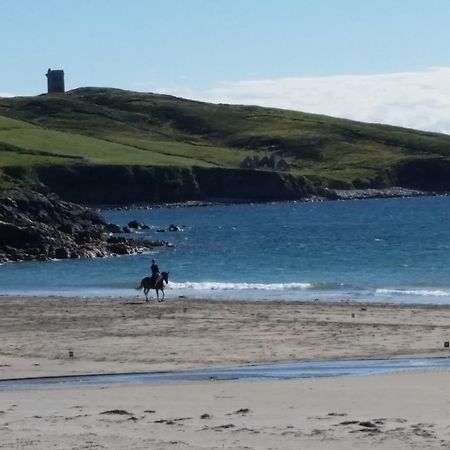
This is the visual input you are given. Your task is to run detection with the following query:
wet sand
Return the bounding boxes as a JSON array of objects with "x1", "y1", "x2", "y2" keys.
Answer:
[{"x1": 1, "y1": 295, "x2": 450, "y2": 448}]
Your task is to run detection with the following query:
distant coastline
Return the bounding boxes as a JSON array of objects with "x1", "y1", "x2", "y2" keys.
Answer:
[
  {"x1": 97, "y1": 186, "x2": 436, "y2": 211},
  {"x1": 3, "y1": 88, "x2": 450, "y2": 207}
]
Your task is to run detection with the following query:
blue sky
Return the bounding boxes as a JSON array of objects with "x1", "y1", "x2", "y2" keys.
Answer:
[{"x1": 2, "y1": 0, "x2": 450, "y2": 132}]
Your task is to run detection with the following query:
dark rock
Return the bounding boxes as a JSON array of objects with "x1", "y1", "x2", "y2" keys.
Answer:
[
  {"x1": 105, "y1": 223, "x2": 123, "y2": 233},
  {"x1": 107, "y1": 236, "x2": 127, "y2": 244},
  {"x1": 0, "y1": 222, "x2": 45, "y2": 248},
  {"x1": 58, "y1": 222, "x2": 74, "y2": 234},
  {"x1": 127, "y1": 220, "x2": 150, "y2": 231},
  {"x1": 54, "y1": 247, "x2": 70, "y2": 259},
  {"x1": 122, "y1": 226, "x2": 132, "y2": 233},
  {"x1": 0, "y1": 222, "x2": 29, "y2": 246},
  {"x1": 156, "y1": 228, "x2": 166, "y2": 233},
  {"x1": 106, "y1": 242, "x2": 130, "y2": 255},
  {"x1": 74, "y1": 230, "x2": 94, "y2": 244},
  {"x1": 0, "y1": 189, "x2": 174, "y2": 263},
  {"x1": 128, "y1": 220, "x2": 144, "y2": 229},
  {"x1": 168, "y1": 224, "x2": 182, "y2": 232}
]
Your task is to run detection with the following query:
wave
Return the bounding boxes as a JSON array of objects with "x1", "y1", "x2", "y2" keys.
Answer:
[
  {"x1": 376, "y1": 288, "x2": 450, "y2": 297},
  {"x1": 169, "y1": 281, "x2": 314, "y2": 291}
]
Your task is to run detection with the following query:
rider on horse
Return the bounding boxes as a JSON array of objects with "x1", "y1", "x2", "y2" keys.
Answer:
[{"x1": 151, "y1": 259, "x2": 163, "y2": 287}]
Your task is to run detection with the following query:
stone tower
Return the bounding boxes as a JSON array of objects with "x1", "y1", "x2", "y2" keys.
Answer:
[{"x1": 46, "y1": 69, "x2": 65, "y2": 93}]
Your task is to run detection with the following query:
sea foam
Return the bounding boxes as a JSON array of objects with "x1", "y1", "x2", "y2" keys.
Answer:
[
  {"x1": 169, "y1": 281, "x2": 313, "y2": 291},
  {"x1": 376, "y1": 288, "x2": 450, "y2": 297}
]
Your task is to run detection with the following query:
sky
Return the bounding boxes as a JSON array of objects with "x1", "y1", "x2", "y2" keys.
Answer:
[{"x1": 2, "y1": 0, "x2": 450, "y2": 133}]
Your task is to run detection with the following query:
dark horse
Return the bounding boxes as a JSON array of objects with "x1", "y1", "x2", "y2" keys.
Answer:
[{"x1": 136, "y1": 271, "x2": 169, "y2": 302}]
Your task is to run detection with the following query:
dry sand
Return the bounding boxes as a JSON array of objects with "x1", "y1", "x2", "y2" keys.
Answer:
[{"x1": 1, "y1": 295, "x2": 450, "y2": 449}]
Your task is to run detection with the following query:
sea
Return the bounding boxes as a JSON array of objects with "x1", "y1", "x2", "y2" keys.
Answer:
[{"x1": 1, "y1": 196, "x2": 450, "y2": 304}]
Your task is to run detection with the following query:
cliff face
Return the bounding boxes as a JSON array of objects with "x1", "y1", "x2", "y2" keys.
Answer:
[
  {"x1": 394, "y1": 158, "x2": 450, "y2": 192},
  {"x1": 3, "y1": 165, "x2": 317, "y2": 205},
  {"x1": 192, "y1": 167, "x2": 313, "y2": 201}
]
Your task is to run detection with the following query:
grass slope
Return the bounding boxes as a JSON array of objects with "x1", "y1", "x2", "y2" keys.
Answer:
[{"x1": 1, "y1": 87, "x2": 450, "y2": 187}]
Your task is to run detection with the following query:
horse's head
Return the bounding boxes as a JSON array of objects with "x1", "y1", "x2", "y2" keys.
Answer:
[{"x1": 162, "y1": 271, "x2": 169, "y2": 284}]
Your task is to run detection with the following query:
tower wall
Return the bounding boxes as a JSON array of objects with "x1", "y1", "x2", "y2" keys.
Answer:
[{"x1": 46, "y1": 69, "x2": 65, "y2": 93}]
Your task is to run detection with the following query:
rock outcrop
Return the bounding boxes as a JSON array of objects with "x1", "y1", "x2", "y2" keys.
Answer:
[{"x1": 0, "y1": 190, "x2": 171, "y2": 264}]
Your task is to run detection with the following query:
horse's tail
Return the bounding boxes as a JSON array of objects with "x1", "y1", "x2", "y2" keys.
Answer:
[{"x1": 135, "y1": 279, "x2": 144, "y2": 290}]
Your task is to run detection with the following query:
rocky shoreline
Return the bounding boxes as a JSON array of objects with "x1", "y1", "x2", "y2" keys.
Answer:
[
  {"x1": 97, "y1": 186, "x2": 435, "y2": 211},
  {"x1": 328, "y1": 186, "x2": 435, "y2": 200},
  {"x1": 0, "y1": 190, "x2": 173, "y2": 264}
]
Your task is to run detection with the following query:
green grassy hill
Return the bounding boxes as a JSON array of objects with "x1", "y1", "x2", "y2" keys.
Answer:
[{"x1": 1, "y1": 87, "x2": 450, "y2": 198}]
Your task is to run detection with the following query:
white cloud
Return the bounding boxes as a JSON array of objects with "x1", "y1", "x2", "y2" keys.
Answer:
[
  {"x1": 0, "y1": 92, "x2": 14, "y2": 98},
  {"x1": 164, "y1": 67, "x2": 450, "y2": 134}
]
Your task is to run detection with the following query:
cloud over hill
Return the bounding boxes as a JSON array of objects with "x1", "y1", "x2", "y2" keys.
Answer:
[{"x1": 168, "y1": 67, "x2": 450, "y2": 135}]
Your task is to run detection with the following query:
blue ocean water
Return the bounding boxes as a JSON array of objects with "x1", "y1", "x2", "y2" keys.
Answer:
[{"x1": 1, "y1": 196, "x2": 450, "y2": 303}]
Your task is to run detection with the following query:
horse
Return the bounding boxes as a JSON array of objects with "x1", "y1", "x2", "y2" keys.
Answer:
[{"x1": 136, "y1": 271, "x2": 169, "y2": 302}]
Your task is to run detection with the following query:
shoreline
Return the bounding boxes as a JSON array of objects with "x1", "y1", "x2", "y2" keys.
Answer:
[
  {"x1": 2, "y1": 289, "x2": 450, "y2": 308},
  {"x1": 1, "y1": 291, "x2": 450, "y2": 304}
]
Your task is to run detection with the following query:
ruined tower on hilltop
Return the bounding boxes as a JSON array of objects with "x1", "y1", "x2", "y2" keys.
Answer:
[{"x1": 46, "y1": 68, "x2": 65, "y2": 93}]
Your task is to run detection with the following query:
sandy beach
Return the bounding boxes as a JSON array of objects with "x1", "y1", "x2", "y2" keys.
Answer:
[{"x1": 1, "y1": 295, "x2": 450, "y2": 449}]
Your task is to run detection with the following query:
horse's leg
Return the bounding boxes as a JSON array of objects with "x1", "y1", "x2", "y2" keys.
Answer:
[
  {"x1": 161, "y1": 288, "x2": 165, "y2": 302},
  {"x1": 156, "y1": 289, "x2": 159, "y2": 302},
  {"x1": 144, "y1": 288, "x2": 149, "y2": 302}
]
